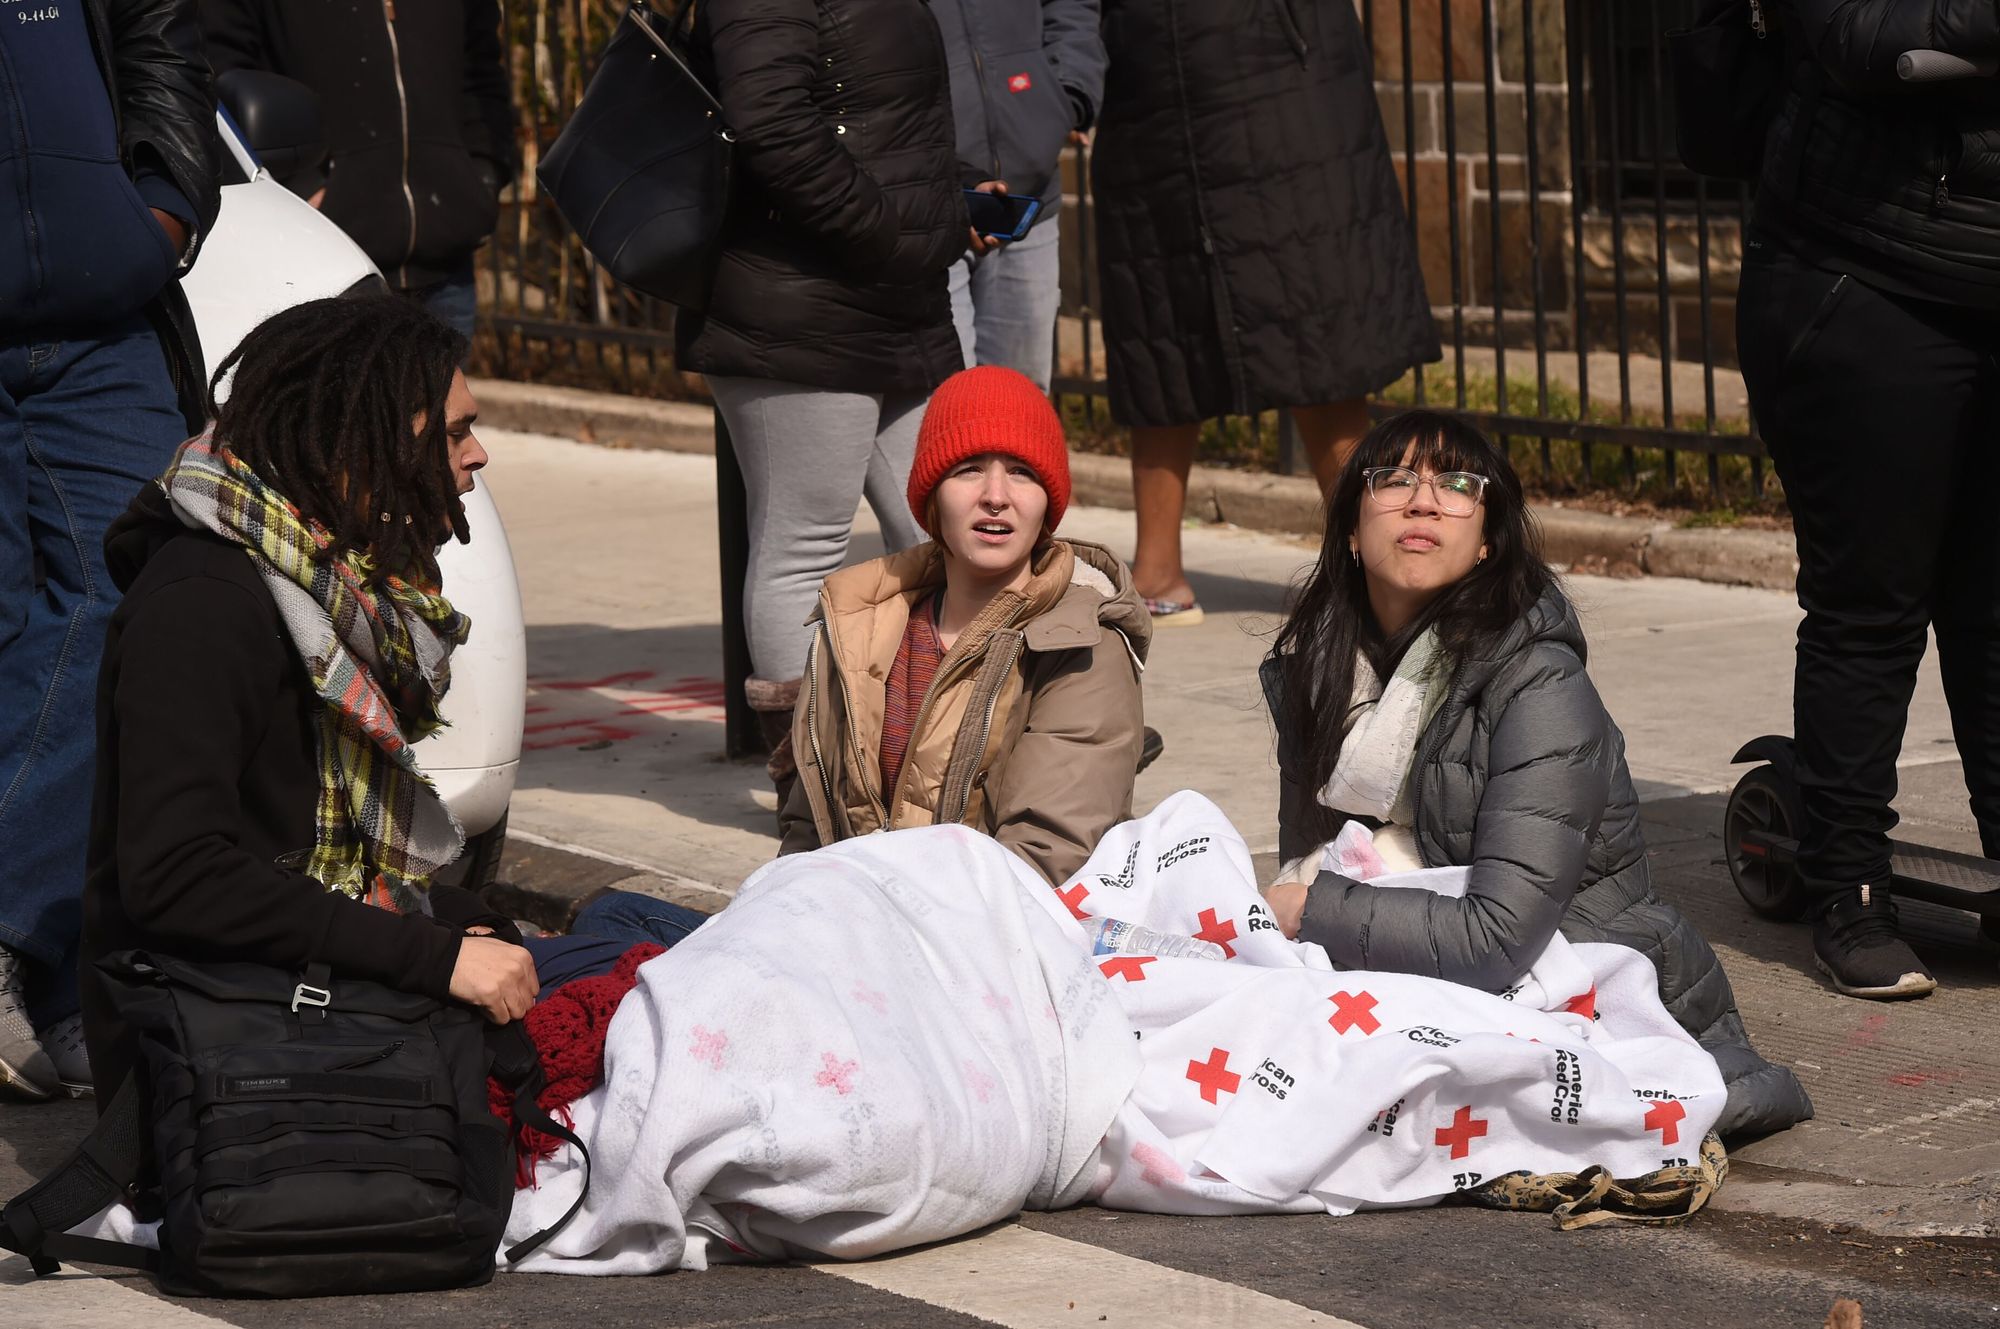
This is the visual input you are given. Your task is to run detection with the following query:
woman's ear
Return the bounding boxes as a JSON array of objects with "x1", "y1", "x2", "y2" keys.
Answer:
[{"x1": 1478, "y1": 543, "x2": 1489, "y2": 563}]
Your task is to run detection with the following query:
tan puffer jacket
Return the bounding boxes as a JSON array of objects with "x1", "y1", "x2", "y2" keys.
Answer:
[{"x1": 780, "y1": 538, "x2": 1150, "y2": 885}]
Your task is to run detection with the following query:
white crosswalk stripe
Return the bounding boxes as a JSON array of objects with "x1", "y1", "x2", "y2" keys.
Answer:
[
  {"x1": 813, "y1": 1223, "x2": 1366, "y2": 1328},
  {"x1": 0, "y1": 1259, "x2": 235, "y2": 1329}
]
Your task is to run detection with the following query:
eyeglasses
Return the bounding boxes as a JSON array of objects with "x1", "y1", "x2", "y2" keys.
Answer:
[{"x1": 1362, "y1": 466, "x2": 1488, "y2": 516}]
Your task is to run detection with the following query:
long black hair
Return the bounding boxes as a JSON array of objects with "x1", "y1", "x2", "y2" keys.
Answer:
[
  {"x1": 207, "y1": 294, "x2": 471, "y2": 585},
  {"x1": 1269, "y1": 410, "x2": 1553, "y2": 846}
]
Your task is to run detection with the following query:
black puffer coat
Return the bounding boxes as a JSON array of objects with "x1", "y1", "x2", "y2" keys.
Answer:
[
  {"x1": 1757, "y1": 0, "x2": 2000, "y2": 309},
  {"x1": 1091, "y1": 0, "x2": 1439, "y2": 428},
  {"x1": 91, "y1": 0, "x2": 222, "y2": 431},
  {"x1": 201, "y1": 0, "x2": 517, "y2": 291},
  {"x1": 676, "y1": 0, "x2": 968, "y2": 395},
  {"x1": 1264, "y1": 588, "x2": 1814, "y2": 1140}
]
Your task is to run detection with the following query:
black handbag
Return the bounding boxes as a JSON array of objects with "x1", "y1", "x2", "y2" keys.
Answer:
[
  {"x1": 0, "y1": 951, "x2": 585, "y2": 1298},
  {"x1": 538, "y1": 0, "x2": 736, "y2": 310},
  {"x1": 1667, "y1": 0, "x2": 1787, "y2": 182}
]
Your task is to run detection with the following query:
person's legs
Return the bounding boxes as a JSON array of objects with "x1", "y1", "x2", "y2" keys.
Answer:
[
  {"x1": 708, "y1": 375, "x2": 888, "y2": 682},
  {"x1": 1738, "y1": 246, "x2": 1977, "y2": 996},
  {"x1": 861, "y1": 391, "x2": 928, "y2": 554},
  {"x1": 1293, "y1": 397, "x2": 1372, "y2": 499},
  {"x1": 0, "y1": 318, "x2": 184, "y2": 1076},
  {"x1": 570, "y1": 889, "x2": 711, "y2": 949},
  {"x1": 1930, "y1": 333, "x2": 2000, "y2": 857},
  {"x1": 966, "y1": 213, "x2": 1062, "y2": 390},
  {"x1": 1128, "y1": 423, "x2": 1202, "y2": 612}
]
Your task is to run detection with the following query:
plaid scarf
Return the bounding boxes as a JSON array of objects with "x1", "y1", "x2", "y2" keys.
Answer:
[{"x1": 160, "y1": 434, "x2": 471, "y2": 914}]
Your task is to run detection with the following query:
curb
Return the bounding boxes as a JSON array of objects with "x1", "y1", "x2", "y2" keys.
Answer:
[{"x1": 471, "y1": 378, "x2": 1799, "y2": 593}]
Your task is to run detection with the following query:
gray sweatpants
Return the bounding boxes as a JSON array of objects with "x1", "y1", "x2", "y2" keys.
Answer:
[{"x1": 708, "y1": 375, "x2": 929, "y2": 683}]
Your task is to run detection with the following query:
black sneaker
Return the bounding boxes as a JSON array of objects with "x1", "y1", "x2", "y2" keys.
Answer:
[{"x1": 1812, "y1": 885, "x2": 1937, "y2": 999}]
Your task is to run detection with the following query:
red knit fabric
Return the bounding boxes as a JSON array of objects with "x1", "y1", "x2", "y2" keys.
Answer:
[
  {"x1": 489, "y1": 941, "x2": 664, "y2": 1186},
  {"x1": 880, "y1": 593, "x2": 945, "y2": 801},
  {"x1": 906, "y1": 365, "x2": 1072, "y2": 534}
]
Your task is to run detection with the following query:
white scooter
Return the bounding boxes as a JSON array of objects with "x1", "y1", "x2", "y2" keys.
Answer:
[{"x1": 180, "y1": 83, "x2": 525, "y2": 887}]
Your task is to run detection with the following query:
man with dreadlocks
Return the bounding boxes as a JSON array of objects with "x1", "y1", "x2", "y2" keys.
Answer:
[{"x1": 76, "y1": 295, "x2": 538, "y2": 1103}]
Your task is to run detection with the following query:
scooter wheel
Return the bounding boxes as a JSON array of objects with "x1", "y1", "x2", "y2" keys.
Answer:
[{"x1": 1724, "y1": 764, "x2": 1811, "y2": 920}]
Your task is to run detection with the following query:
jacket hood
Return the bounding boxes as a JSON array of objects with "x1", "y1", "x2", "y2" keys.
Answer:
[
  {"x1": 1447, "y1": 581, "x2": 1584, "y2": 693},
  {"x1": 103, "y1": 482, "x2": 192, "y2": 594},
  {"x1": 816, "y1": 537, "x2": 1152, "y2": 666},
  {"x1": 1022, "y1": 539, "x2": 1152, "y2": 666}
]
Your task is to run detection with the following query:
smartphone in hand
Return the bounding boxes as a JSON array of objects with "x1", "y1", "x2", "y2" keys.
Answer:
[{"x1": 964, "y1": 189, "x2": 1041, "y2": 242}]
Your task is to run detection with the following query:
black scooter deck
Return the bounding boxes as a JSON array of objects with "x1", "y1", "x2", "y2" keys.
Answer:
[{"x1": 1889, "y1": 841, "x2": 2000, "y2": 900}]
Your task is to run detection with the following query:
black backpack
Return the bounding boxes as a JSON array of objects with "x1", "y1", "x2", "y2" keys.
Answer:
[{"x1": 0, "y1": 951, "x2": 586, "y2": 1298}]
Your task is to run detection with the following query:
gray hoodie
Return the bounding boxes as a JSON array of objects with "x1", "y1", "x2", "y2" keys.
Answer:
[{"x1": 930, "y1": 0, "x2": 1107, "y2": 217}]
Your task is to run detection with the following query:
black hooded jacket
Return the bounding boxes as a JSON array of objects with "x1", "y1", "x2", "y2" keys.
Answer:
[
  {"x1": 673, "y1": 0, "x2": 968, "y2": 395},
  {"x1": 199, "y1": 0, "x2": 517, "y2": 291},
  {"x1": 80, "y1": 486, "x2": 515, "y2": 1103},
  {"x1": 1757, "y1": 0, "x2": 2000, "y2": 308}
]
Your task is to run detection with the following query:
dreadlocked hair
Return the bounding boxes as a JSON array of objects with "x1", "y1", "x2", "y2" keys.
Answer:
[{"x1": 208, "y1": 294, "x2": 471, "y2": 587}]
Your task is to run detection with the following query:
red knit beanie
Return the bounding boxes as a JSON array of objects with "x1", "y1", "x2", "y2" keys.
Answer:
[{"x1": 907, "y1": 366, "x2": 1072, "y2": 535}]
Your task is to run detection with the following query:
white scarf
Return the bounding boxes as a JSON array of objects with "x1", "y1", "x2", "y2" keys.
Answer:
[{"x1": 1318, "y1": 628, "x2": 1445, "y2": 823}]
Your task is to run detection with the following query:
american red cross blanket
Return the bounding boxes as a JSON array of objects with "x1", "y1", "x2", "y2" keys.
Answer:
[{"x1": 498, "y1": 792, "x2": 1725, "y2": 1272}]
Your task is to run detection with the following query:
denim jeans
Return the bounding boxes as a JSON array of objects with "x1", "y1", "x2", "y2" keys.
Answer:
[
  {"x1": 523, "y1": 891, "x2": 711, "y2": 994},
  {"x1": 0, "y1": 315, "x2": 185, "y2": 1024},
  {"x1": 413, "y1": 259, "x2": 479, "y2": 345},
  {"x1": 947, "y1": 210, "x2": 1062, "y2": 390}
]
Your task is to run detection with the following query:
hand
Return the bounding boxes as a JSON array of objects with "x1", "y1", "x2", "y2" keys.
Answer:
[
  {"x1": 967, "y1": 179, "x2": 1007, "y2": 256},
  {"x1": 449, "y1": 935, "x2": 539, "y2": 1023},
  {"x1": 307, "y1": 187, "x2": 327, "y2": 210},
  {"x1": 464, "y1": 925, "x2": 495, "y2": 936},
  {"x1": 149, "y1": 208, "x2": 189, "y2": 261},
  {"x1": 1067, "y1": 128, "x2": 1092, "y2": 148},
  {"x1": 1262, "y1": 881, "x2": 1309, "y2": 941}
]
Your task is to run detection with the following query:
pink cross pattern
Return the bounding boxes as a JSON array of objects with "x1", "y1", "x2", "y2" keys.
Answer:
[
  {"x1": 852, "y1": 981, "x2": 888, "y2": 1015},
  {"x1": 1132, "y1": 1142, "x2": 1186, "y2": 1187},
  {"x1": 962, "y1": 1060, "x2": 998, "y2": 1104},
  {"x1": 688, "y1": 1025, "x2": 729, "y2": 1070},
  {"x1": 983, "y1": 989, "x2": 1014, "y2": 1014},
  {"x1": 815, "y1": 1052, "x2": 858, "y2": 1096}
]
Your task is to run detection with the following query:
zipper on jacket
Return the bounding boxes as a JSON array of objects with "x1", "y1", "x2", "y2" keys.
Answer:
[
  {"x1": 939, "y1": 632, "x2": 1025, "y2": 824},
  {"x1": 802, "y1": 632, "x2": 847, "y2": 841},
  {"x1": 884, "y1": 596, "x2": 1028, "y2": 825},
  {"x1": 964, "y1": 23, "x2": 1003, "y2": 181},
  {"x1": 381, "y1": 0, "x2": 419, "y2": 284}
]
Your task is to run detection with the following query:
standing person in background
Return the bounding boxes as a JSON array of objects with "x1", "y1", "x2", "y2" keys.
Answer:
[
  {"x1": 678, "y1": 0, "x2": 968, "y2": 813},
  {"x1": 934, "y1": 0, "x2": 1106, "y2": 388},
  {"x1": 1735, "y1": 2, "x2": 1999, "y2": 999},
  {"x1": 198, "y1": 0, "x2": 518, "y2": 340},
  {"x1": 1092, "y1": 0, "x2": 1439, "y2": 627},
  {"x1": 0, "y1": 0, "x2": 220, "y2": 1102}
]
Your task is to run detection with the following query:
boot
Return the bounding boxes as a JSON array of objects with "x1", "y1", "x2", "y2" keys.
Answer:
[
  {"x1": 1812, "y1": 884, "x2": 1937, "y2": 1000},
  {"x1": 745, "y1": 677, "x2": 802, "y2": 831}
]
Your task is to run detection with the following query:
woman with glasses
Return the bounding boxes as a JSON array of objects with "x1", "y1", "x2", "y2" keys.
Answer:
[{"x1": 1257, "y1": 411, "x2": 1810, "y2": 1140}]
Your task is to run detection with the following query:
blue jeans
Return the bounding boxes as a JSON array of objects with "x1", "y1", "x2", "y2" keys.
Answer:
[
  {"x1": 0, "y1": 316, "x2": 185, "y2": 1024},
  {"x1": 414, "y1": 260, "x2": 479, "y2": 344},
  {"x1": 523, "y1": 891, "x2": 710, "y2": 994},
  {"x1": 947, "y1": 210, "x2": 1062, "y2": 390}
]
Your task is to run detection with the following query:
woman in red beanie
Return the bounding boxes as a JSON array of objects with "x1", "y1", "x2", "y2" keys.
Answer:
[{"x1": 778, "y1": 366, "x2": 1152, "y2": 887}]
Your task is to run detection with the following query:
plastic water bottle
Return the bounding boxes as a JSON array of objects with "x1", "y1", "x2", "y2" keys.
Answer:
[{"x1": 1089, "y1": 917, "x2": 1227, "y2": 962}]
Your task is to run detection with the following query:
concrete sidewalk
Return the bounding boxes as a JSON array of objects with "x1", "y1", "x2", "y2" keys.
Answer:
[{"x1": 482, "y1": 429, "x2": 1996, "y2": 1238}]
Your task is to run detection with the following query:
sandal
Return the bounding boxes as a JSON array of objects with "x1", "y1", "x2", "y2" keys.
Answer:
[{"x1": 1142, "y1": 596, "x2": 1206, "y2": 628}]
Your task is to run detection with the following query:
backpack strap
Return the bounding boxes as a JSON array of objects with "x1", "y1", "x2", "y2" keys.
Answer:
[
  {"x1": 486, "y1": 1021, "x2": 593, "y2": 1265},
  {"x1": 0, "y1": 1075, "x2": 160, "y2": 1277}
]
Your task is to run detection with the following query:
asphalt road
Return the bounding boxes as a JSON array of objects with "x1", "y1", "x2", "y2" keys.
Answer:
[{"x1": 5, "y1": 433, "x2": 1995, "y2": 1327}]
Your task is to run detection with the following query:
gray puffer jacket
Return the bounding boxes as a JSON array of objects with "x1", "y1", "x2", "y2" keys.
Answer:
[{"x1": 1262, "y1": 586, "x2": 1813, "y2": 1140}]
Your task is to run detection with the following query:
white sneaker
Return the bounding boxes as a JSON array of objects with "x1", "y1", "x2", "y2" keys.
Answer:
[
  {"x1": 0, "y1": 946, "x2": 56, "y2": 1101},
  {"x1": 39, "y1": 1012, "x2": 93, "y2": 1100}
]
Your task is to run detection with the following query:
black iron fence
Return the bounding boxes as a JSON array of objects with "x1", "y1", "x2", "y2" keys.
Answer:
[{"x1": 475, "y1": 0, "x2": 1770, "y2": 503}]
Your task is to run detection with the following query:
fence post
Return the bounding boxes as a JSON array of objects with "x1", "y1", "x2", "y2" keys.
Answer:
[
  {"x1": 1276, "y1": 408, "x2": 1300, "y2": 477},
  {"x1": 714, "y1": 407, "x2": 765, "y2": 759}
]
